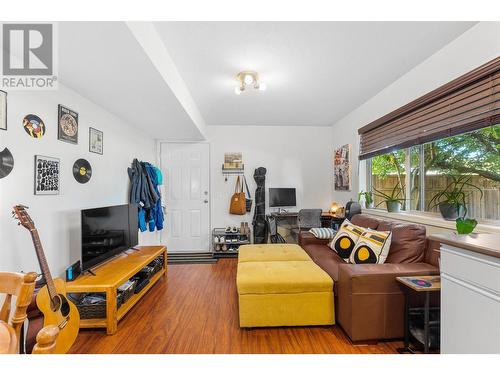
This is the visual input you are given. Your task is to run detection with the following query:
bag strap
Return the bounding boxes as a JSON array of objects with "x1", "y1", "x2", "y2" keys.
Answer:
[
  {"x1": 235, "y1": 176, "x2": 241, "y2": 193},
  {"x1": 243, "y1": 176, "x2": 251, "y2": 198}
]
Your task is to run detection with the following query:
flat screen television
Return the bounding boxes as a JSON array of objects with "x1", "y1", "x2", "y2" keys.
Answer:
[
  {"x1": 269, "y1": 188, "x2": 297, "y2": 207},
  {"x1": 81, "y1": 204, "x2": 138, "y2": 271}
]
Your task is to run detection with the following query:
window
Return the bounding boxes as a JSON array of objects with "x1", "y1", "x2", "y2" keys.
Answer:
[
  {"x1": 368, "y1": 125, "x2": 500, "y2": 222},
  {"x1": 370, "y1": 150, "x2": 407, "y2": 210}
]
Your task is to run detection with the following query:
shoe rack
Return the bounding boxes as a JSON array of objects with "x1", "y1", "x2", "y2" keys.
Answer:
[{"x1": 212, "y1": 224, "x2": 251, "y2": 258}]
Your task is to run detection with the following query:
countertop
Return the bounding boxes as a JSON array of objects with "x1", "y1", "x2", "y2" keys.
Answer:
[{"x1": 429, "y1": 233, "x2": 500, "y2": 259}]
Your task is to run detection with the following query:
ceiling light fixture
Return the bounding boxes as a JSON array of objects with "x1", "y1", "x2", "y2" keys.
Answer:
[{"x1": 234, "y1": 71, "x2": 266, "y2": 95}]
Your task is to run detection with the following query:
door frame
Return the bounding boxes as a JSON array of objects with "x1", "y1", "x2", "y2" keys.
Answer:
[{"x1": 156, "y1": 140, "x2": 212, "y2": 253}]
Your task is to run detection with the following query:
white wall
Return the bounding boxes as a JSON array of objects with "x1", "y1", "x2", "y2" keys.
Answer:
[
  {"x1": 331, "y1": 21, "x2": 500, "y2": 203},
  {"x1": 0, "y1": 84, "x2": 158, "y2": 278},
  {"x1": 206, "y1": 125, "x2": 333, "y2": 228}
]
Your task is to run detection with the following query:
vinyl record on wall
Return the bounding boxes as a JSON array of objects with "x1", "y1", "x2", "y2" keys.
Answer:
[
  {"x1": 73, "y1": 158, "x2": 92, "y2": 184},
  {"x1": 0, "y1": 147, "x2": 14, "y2": 179},
  {"x1": 23, "y1": 114, "x2": 46, "y2": 138}
]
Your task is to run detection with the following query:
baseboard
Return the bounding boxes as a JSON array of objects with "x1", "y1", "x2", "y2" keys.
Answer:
[{"x1": 167, "y1": 252, "x2": 218, "y2": 264}]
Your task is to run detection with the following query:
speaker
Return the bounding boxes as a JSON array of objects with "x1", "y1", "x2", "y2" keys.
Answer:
[{"x1": 66, "y1": 260, "x2": 81, "y2": 282}]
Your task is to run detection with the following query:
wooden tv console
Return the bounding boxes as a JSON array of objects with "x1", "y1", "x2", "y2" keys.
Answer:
[{"x1": 66, "y1": 246, "x2": 167, "y2": 334}]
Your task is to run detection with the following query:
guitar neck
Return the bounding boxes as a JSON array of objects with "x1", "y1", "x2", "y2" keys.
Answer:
[{"x1": 30, "y1": 229, "x2": 57, "y2": 299}]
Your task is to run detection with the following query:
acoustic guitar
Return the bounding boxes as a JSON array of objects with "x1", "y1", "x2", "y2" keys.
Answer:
[{"x1": 13, "y1": 205, "x2": 80, "y2": 354}]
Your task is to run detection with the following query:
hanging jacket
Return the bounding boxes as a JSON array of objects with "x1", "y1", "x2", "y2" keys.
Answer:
[
  {"x1": 143, "y1": 162, "x2": 164, "y2": 231},
  {"x1": 128, "y1": 159, "x2": 163, "y2": 232}
]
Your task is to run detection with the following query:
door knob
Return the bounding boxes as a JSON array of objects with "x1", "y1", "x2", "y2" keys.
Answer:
[{"x1": 204, "y1": 199, "x2": 209, "y2": 203}]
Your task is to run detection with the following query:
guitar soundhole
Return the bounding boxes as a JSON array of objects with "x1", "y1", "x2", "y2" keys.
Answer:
[
  {"x1": 59, "y1": 294, "x2": 71, "y2": 317},
  {"x1": 50, "y1": 294, "x2": 70, "y2": 317}
]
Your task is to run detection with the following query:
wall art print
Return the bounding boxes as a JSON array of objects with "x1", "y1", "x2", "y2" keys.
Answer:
[
  {"x1": 89, "y1": 127, "x2": 103, "y2": 155},
  {"x1": 334, "y1": 144, "x2": 351, "y2": 191},
  {"x1": 34, "y1": 155, "x2": 60, "y2": 195},
  {"x1": 58, "y1": 104, "x2": 79, "y2": 144},
  {"x1": 23, "y1": 114, "x2": 46, "y2": 138}
]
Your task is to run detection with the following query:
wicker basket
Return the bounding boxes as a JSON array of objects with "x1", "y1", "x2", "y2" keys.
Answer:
[{"x1": 69, "y1": 292, "x2": 123, "y2": 320}]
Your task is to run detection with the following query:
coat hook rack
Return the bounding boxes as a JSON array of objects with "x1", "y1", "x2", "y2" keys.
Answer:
[{"x1": 222, "y1": 164, "x2": 245, "y2": 182}]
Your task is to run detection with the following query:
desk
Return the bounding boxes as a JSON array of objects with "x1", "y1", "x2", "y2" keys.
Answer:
[
  {"x1": 0, "y1": 321, "x2": 17, "y2": 354},
  {"x1": 268, "y1": 212, "x2": 345, "y2": 243},
  {"x1": 320, "y1": 212, "x2": 346, "y2": 229}
]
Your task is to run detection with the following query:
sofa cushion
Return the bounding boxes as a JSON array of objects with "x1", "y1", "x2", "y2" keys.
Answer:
[
  {"x1": 376, "y1": 221, "x2": 426, "y2": 263},
  {"x1": 350, "y1": 228, "x2": 392, "y2": 264},
  {"x1": 328, "y1": 219, "x2": 365, "y2": 261},
  {"x1": 351, "y1": 214, "x2": 380, "y2": 230},
  {"x1": 238, "y1": 244, "x2": 311, "y2": 262},
  {"x1": 298, "y1": 231, "x2": 330, "y2": 247},
  {"x1": 236, "y1": 260, "x2": 333, "y2": 295},
  {"x1": 309, "y1": 227, "x2": 336, "y2": 239},
  {"x1": 302, "y1": 244, "x2": 345, "y2": 282}
]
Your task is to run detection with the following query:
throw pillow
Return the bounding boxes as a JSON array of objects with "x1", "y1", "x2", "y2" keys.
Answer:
[
  {"x1": 349, "y1": 229, "x2": 392, "y2": 264},
  {"x1": 328, "y1": 219, "x2": 365, "y2": 261},
  {"x1": 308, "y1": 227, "x2": 336, "y2": 239}
]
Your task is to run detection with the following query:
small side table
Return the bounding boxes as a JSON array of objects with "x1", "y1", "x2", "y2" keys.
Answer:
[{"x1": 396, "y1": 275, "x2": 441, "y2": 354}]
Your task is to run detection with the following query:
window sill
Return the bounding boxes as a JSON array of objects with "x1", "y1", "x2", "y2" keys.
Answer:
[{"x1": 362, "y1": 208, "x2": 500, "y2": 235}]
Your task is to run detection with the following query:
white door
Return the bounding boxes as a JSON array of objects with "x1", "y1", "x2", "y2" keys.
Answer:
[{"x1": 160, "y1": 142, "x2": 210, "y2": 253}]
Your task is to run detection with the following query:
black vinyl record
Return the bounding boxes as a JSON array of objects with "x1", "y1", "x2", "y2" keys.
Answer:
[
  {"x1": 0, "y1": 147, "x2": 14, "y2": 179},
  {"x1": 73, "y1": 158, "x2": 92, "y2": 184}
]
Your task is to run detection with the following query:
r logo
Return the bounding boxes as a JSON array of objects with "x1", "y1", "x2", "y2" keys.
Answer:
[{"x1": 2, "y1": 24, "x2": 53, "y2": 76}]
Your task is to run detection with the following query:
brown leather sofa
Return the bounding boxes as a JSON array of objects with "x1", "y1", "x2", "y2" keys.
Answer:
[{"x1": 298, "y1": 213, "x2": 440, "y2": 343}]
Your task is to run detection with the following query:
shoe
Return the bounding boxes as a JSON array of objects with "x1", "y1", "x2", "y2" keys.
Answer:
[
  {"x1": 222, "y1": 244, "x2": 228, "y2": 251},
  {"x1": 215, "y1": 244, "x2": 221, "y2": 252},
  {"x1": 214, "y1": 236, "x2": 220, "y2": 244},
  {"x1": 231, "y1": 227, "x2": 238, "y2": 233},
  {"x1": 240, "y1": 222, "x2": 245, "y2": 234},
  {"x1": 225, "y1": 226, "x2": 231, "y2": 233},
  {"x1": 245, "y1": 222, "x2": 250, "y2": 235},
  {"x1": 220, "y1": 236, "x2": 225, "y2": 244}
]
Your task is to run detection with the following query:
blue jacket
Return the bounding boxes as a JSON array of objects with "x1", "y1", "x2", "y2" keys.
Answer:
[{"x1": 128, "y1": 159, "x2": 164, "y2": 232}]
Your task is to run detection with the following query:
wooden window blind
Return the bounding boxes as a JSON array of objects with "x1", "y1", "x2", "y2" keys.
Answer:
[{"x1": 358, "y1": 57, "x2": 500, "y2": 160}]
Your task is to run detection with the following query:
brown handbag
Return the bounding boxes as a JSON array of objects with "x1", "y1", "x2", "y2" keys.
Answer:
[{"x1": 229, "y1": 176, "x2": 246, "y2": 215}]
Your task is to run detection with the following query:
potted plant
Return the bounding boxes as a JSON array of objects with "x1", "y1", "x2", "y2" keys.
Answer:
[
  {"x1": 358, "y1": 190, "x2": 374, "y2": 209},
  {"x1": 455, "y1": 217, "x2": 478, "y2": 235},
  {"x1": 428, "y1": 175, "x2": 483, "y2": 221},
  {"x1": 374, "y1": 182, "x2": 405, "y2": 213}
]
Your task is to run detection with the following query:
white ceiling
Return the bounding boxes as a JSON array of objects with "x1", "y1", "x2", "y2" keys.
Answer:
[
  {"x1": 154, "y1": 22, "x2": 476, "y2": 126},
  {"x1": 57, "y1": 22, "x2": 476, "y2": 139},
  {"x1": 58, "y1": 22, "x2": 205, "y2": 140}
]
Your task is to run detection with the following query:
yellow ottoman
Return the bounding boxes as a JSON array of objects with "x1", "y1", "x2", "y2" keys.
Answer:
[
  {"x1": 237, "y1": 259, "x2": 335, "y2": 327},
  {"x1": 238, "y1": 244, "x2": 311, "y2": 262}
]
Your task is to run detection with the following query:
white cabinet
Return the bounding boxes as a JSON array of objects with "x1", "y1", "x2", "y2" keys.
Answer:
[{"x1": 440, "y1": 245, "x2": 500, "y2": 354}]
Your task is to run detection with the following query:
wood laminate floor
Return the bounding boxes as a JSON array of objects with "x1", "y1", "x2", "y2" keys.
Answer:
[{"x1": 70, "y1": 258, "x2": 402, "y2": 354}]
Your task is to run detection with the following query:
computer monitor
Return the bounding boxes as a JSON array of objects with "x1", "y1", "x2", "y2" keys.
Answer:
[{"x1": 269, "y1": 188, "x2": 296, "y2": 208}]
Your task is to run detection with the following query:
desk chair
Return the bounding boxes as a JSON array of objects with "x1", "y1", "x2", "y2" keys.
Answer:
[{"x1": 291, "y1": 209, "x2": 322, "y2": 239}]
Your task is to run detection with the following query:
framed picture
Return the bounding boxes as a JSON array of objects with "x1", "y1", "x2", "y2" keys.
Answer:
[
  {"x1": 224, "y1": 152, "x2": 243, "y2": 169},
  {"x1": 34, "y1": 155, "x2": 60, "y2": 195},
  {"x1": 0, "y1": 90, "x2": 6, "y2": 131},
  {"x1": 89, "y1": 127, "x2": 103, "y2": 155},
  {"x1": 57, "y1": 104, "x2": 79, "y2": 144},
  {"x1": 334, "y1": 144, "x2": 351, "y2": 191}
]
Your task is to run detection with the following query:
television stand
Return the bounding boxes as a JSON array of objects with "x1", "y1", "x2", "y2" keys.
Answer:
[
  {"x1": 86, "y1": 269, "x2": 97, "y2": 276},
  {"x1": 67, "y1": 246, "x2": 167, "y2": 334}
]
